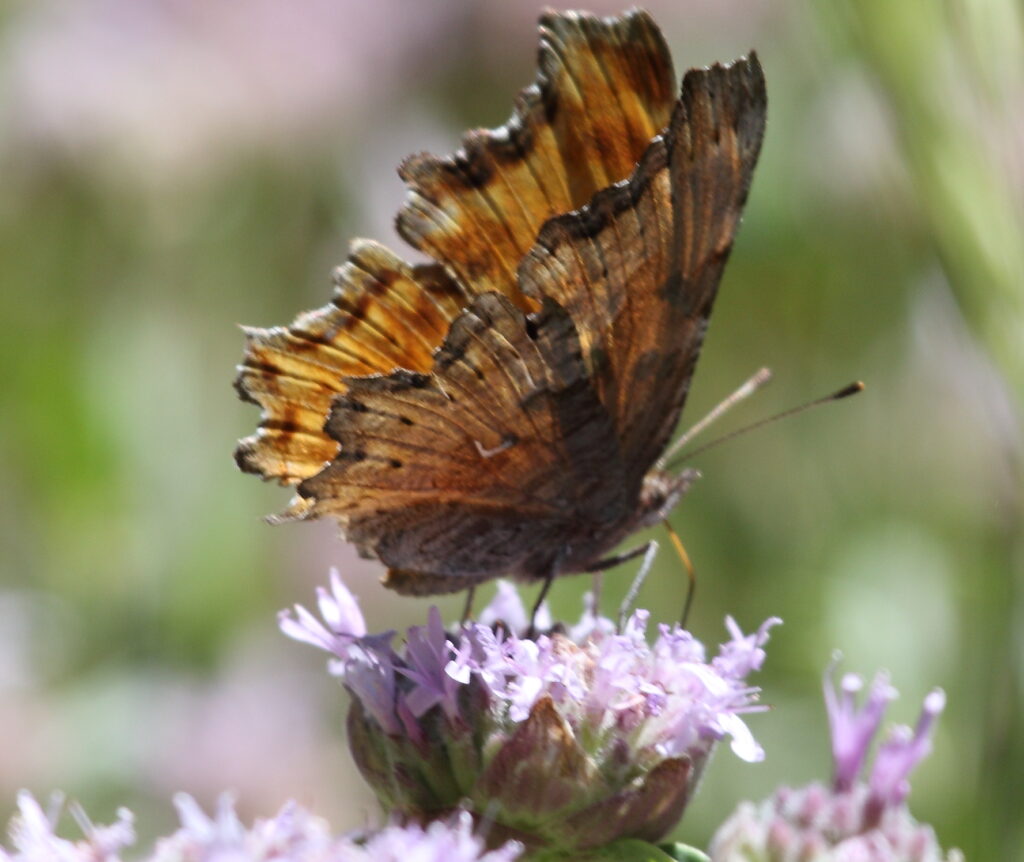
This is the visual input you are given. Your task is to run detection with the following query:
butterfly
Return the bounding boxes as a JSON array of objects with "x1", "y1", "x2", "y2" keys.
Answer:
[{"x1": 234, "y1": 9, "x2": 767, "y2": 597}]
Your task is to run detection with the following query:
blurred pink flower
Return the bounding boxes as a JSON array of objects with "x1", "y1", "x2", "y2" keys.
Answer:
[
  {"x1": 463, "y1": 0, "x2": 781, "y2": 71},
  {"x1": 2, "y1": 0, "x2": 461, "y2": 178},
  {"x1": 1, "y1": 791, "x2": 134, "y2": 862},
  {"x1": 709, "y1": 665, "x2": 957, "y2": 862},
  {"x1": 142, "y1": 632, "x2": 368, "y2": 820},
  {"x1": 0, "y1": 623, "x2": 372, "y2": 830},
  {"x1": 2, "y1": 793, "x2": 521, "y2": 862}
]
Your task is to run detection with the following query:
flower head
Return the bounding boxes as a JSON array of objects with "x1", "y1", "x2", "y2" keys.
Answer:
[
  {"x1": 1, "y1": 791, "x2": 134, "y2": 862},
  {"x1": 283, "y1": 572, "x2": 779, "y2": 854},
  {"x1": 150, "y1": 795, "x2": 520, "y2": 862},
  {"x1": 344, "y1": 812, "x2": 522, "y2": 862},
  {"x1": 1, "y1": 793, "x2": 519, "y2": 862},
  {"x1": 709, "y1": 664, "x2": 960, "y2": 862},
  {"x1": 152, "y1": 794, "x2": 332, "y2": 862}
]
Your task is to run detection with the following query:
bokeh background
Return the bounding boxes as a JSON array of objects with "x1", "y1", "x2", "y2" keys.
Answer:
[{"x1": 1, "y1": 0, "x2": 1021, "y2": 858}]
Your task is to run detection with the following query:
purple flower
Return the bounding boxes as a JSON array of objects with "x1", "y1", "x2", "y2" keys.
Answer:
[
  {"x1": 151, "y1": 793, "x2": 334, "y2": 861},
  {"x1": 398, "y1": 607, "x2": 462, "y2": 721},
  {"x1": 568, "y1": 589, "x2": 615, "y2": 642},
  {"x1": 709, "y1": 665, "x2": 960, "y2": 862},
  {"x1": 288, "y1": 572, "x2": 779, "y2": 854},
  {"x1": 347, "y1": 812, "x2": 522, "y2": 861},
  {"x1": 824, "y1": 659, "x2": 897, "y2": 792},
  {"x1": 337, "y1": 645, "x2": 403, "y2": 737},
  {"x1": 821, "y1": 660, "x2": 946, "y2": 823},
  {"x1": 714, "y1": 616, "x2": 781, "y2": 678},
  {"x1": 1, "y1": 791, "x2": 134, "y2": 862},
  {"x1": 278, "y1": 568, "x2": 373, "y2": 657},
  {"x1": 278, "y1": 569, "x2": 405, "y2": 734},
  {"x1": 477, "y1": 581, "x2": 551, "y2": 634},
  {"x1": 866, "y1": 688, "x2": 946, "y2": 820},
  {"x1": 2, "y1": 793, "x2": 518, "y2": 862},
  {"x1": 449, "y1": 603, "x2": 777, "y2": 764}
]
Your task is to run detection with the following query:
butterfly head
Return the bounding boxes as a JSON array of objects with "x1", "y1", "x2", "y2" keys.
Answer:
[{"x1": 636, "y1": 468, "x2": 701, "y2": 529}]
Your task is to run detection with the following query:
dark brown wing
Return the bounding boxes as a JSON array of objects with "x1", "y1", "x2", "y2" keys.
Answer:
[
  {"x1": 295, "y1": 293, "x2": 629, "y2": 590},
  {"x1": 397, "y1": 9, "x2": 676, "y2": 308},
  {"x1": 517, "y1": 56, "x2": 767, "y2": 474},
  {"x1": 234, "y1": 239, "x2": 468, "y2": 490}
]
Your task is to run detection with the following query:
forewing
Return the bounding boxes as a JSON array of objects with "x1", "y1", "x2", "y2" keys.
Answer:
[
  {"x1": 234, "y1": 239, "x2": 468, "y2": 486},
  {"x1": 296, "y1": 293, "x2": 628, "y2": 583},
  {"x1": 235, "y1": 10, "x2": 673, "y2": 490},
  {"x1": 396, "y1": 9, "x2": 675, "y2": 308},
  {"x1": 518, "y1": 56, "x2": 767, "y2": 473}
]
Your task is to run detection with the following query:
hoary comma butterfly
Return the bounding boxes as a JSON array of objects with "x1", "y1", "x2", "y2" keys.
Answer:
[{"x1": 234, "y1": 9, "x2": 767, "y2": 597}]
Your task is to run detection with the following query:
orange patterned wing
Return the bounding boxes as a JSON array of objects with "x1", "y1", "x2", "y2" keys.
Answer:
[
  {"x1": 517, "y1": 56, "x2": 767, "y2": 474},
  {"x1": 396, "y1": 9, "x2": 676, "y2": 309},
  {"x1": 234, "y1": 239, "x2": 468, "y2": 491},
  {"x1": 294, "y1": 293, "x2": 630, "y2": 592},
  {"x1": 235, "y1": 10, "x2": 675, "y2": 501}
]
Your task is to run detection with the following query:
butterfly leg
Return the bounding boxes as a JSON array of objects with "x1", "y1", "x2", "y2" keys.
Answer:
[
  {"x1": 614, "y1": 541, "x2": 660, "y2": 630},
  {"x1": 527, "y1": 576, "x2": 555, "y2": 638},
  {"x1": 460, "y1": 585, "x2": 477, "y2": 625},
  {"x1": 590, "y1": 572, "x2": 603, "y2": 619},
  {"x1": 661, "y1": 520, "x2": 696, "y2": 628},
  {"x1": 589, "y1": 540, "x2": 657, "y2": 573}
]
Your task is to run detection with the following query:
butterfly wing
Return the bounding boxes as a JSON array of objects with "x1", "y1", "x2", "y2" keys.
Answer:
[
  {"x1": 517, "y1": 56, "x2": 767, "y2": 474},
  {"x1": 234, "y1": 13, "x2": 765, "y2": 578},
  {"x1": 295, "y1": 292, "x2": 629, "y2": 590},
  {"x1": 397, "y1": 9, "x2": 676, "y2": 308},
  {"x1": 234, "y1": 240, "x2": 468, "y2": 490},
  {"x1": 236, "y1": 10, "x2": 676, "y2": 494}
]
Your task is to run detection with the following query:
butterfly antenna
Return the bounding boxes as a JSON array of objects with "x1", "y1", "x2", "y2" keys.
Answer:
[
  {"x1": 662, "y1": 520, "x2": 697, "y2": 627},
  {"x1": 655, "y1": 367, "x2": 773, "y2": 470},
  {"x1": 666, "y1": 381, "x2": 865, "y2": 471}
]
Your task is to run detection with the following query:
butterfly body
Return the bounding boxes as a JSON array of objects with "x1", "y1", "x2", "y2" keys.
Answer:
[{"x1": 234, "y1": 10, "x2": 766, "y2": 597}]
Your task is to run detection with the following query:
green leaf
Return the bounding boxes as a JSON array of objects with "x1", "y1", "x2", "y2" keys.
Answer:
[
  {"x1": 584, "y1": 838, "x2": 681, "y2": 861},
  {"x1": 656, "y1": 843, "x2": 712, "y2": 862},
  {"x1": 527, "y1": 838, "x2": 711, "y2": 861}
]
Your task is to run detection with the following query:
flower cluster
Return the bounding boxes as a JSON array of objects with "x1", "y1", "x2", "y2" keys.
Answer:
[
  {"x1": 280, "y1": 572, "x2": 779, "y2": 853},
  {"x1": 450, "y1": 604, "x2": 777, "y2": 763},
  {"x1": 0, "y1": 791, "x2": 134, "y2": 862},
  {"x1": 708, "y1": 663, "x2": 960, "y2": 862},
  {"x1": 5, "y1": 569, "x2": 963, "y2": 862},
  {"x1": 339, "y1": 813, "x2": 522, "y2": 862},
  {"x1": 5, "y1": 573, "x2": 961, "y2": 862},
  {"x1": 1, "y1": 793, "x2": 521, "y2": 862}
]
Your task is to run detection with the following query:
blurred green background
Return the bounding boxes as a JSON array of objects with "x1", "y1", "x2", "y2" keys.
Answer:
[{"x1": 1, "y1": 0, "x2": 1021, "y2": 858}]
